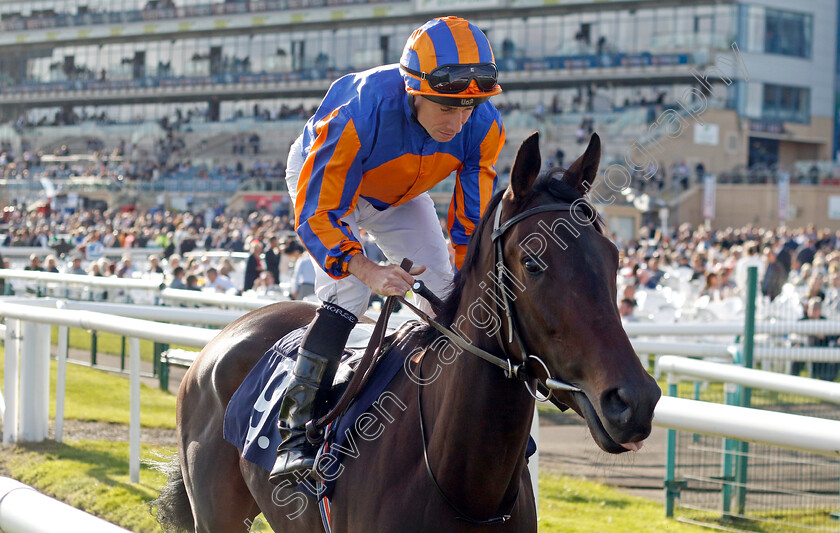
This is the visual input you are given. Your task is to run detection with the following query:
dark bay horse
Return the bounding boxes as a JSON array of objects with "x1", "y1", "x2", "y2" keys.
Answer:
[{"x1": 154, "y1": 132, "x2": 661, "y2": 532}]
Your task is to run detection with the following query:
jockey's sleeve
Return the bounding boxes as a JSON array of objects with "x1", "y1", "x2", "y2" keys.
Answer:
[
  {"x1": 294, "y1": 107, "x2": 365, "y2": 279},
  {"x1": 448, "y1": 117, "x2": 505, "y2": 269}
]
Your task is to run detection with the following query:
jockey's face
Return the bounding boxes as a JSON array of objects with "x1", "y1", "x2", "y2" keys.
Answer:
[{"x1": 414, "y1": 96, "x2": 474, "y2": 143}]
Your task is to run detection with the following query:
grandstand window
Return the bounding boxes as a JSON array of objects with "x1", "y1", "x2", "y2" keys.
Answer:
[
  {"x1": 762, "y1": 84, "x2": 810, "y2": 124},
  {"x1": 764, "y1": 9, "x2": 812, "y2": 58}
]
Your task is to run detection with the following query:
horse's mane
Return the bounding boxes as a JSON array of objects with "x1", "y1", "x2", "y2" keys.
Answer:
[{"x1": 429, "y1": 168, "x2": 603, "y2": 333}]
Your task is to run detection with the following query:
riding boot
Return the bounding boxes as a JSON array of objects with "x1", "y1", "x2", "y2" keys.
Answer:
[{"x1": 269, "y1": 302, "x2": 357, "y2": 484}]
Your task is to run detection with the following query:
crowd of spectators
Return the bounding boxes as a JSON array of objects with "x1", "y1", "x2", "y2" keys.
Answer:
[
  {"x1": 616, "y1": 222, "x2": 840, "y2": 379},
  {"x1": 0, "y1": 0, "x2": 388, "y2": 34},
  {"x1": 0, "y1": 204, "x2": 317, "y2": 296}
]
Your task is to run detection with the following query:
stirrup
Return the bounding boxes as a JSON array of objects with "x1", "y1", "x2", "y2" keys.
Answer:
[{"x1": 305, "y1": 420, "x2": 324, "y2": 445}]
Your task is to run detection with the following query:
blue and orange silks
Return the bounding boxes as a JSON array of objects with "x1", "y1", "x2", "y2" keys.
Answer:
[{"x1": 293, "y1": 64, "x2": 505, "y2": 279}]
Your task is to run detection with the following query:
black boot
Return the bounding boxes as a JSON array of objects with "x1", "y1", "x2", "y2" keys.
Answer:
[{"x1": 269, "y1": 303, "x2": 357, "y2": 484}]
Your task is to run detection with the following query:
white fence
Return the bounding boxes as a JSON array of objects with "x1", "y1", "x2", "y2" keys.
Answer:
[
  {"x1": 0, "y1": 302, "x2": 215, "y2": 483},
  {"x1": 0, "y1": 247, "x2": 162, "y2": 261},
  {"x1": 657, "y1": 355, "x2": 840, "y2": 404},
  {"x1": 0, "y1": 477, "x2": 131, "y2": 533},
  {"x1": 0, "y1": 269, "x2": 282, "y2": 309},
  {"x1": 655, "y1": 355, "x2": 840, "y2": 455},
  {"x1": 625, "y1": 320, "x2": 840, "y2": 337},
  {"x1": 653, "y1": 396, "x2": 840, "y2": 456}
]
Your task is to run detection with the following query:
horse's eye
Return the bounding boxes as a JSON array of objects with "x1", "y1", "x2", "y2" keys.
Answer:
[{"x1": 522, "y1": 257, "x2": 544, "y2": 275}]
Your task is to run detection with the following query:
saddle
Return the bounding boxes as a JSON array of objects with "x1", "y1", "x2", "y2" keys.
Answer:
[
  {"x1": 325, "y1": 320, "x2": 411, "y2": 409},
  {"x1": 222, "y1": 319, "x2": 419, "y2": 476}
]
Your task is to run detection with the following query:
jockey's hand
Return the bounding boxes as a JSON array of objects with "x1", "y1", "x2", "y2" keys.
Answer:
[{"x1": 348, "y1": 254, "x2": 426, "y2": 297}]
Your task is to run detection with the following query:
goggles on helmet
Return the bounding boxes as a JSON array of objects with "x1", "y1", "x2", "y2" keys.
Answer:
[{"x1": 401, "y1": 62, "x2": 498, "y2": 95}]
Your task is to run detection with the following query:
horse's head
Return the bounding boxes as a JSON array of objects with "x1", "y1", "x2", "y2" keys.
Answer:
[{"x1": 493, "y1": 132, "x2": 661, "y2": 453}]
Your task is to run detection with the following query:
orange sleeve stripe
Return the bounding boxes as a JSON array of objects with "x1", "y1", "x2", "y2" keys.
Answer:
[
  {"x1": 294, "y1": 107, "x2": 342, "y2": 227},
  {"x1": 454, "y1": 243, "x2": 468, "y2": 271},
  {"x1": 306, "y1": 118, "x2": 363, "y2": 254},
  {"x1": 453, "y1": 171, "x2": 474, "y2": 237},
  {"x1": 477, "y1": 121, "x2": 504, "y2": 211}
]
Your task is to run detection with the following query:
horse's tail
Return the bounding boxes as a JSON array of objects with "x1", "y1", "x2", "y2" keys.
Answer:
[{"x1": 148, "y1": 454, "x2": 195, "y2": 532}]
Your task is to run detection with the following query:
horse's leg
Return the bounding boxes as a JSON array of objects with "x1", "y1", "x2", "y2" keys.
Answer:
[
  {"x1": 180, "y1": 408, "x2": 261, "y2": 532},
  {"x1": 241, "y1": 463, "x2": 324, "y2": 533}
]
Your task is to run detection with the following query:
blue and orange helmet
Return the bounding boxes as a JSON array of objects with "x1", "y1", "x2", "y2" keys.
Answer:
[{"x1": 400, "y1": 16, "x2": 503, "y2": 107}]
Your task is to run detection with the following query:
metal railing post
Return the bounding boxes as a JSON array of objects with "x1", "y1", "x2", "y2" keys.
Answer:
[
  {"x1": 90, "y1": 330, "x2": 98, "y2": 366},
  {"x1": 664, "y1": 377, "x2": 680, "y2": 518},
  {"x1": 153, "y1": 342, "x2": 168, "y2": 377},
  {"x1": 3, "y1": 320, "x2": 20, "y2": 444},
  {"x1": 129, "y1": 337, "x2": 141, "y2": 484},
  {"x1": 734, "y1": 266, "x2": 757, "y2": 515},
  {"x1": 55, "y1": 326, "x2": 69, "y2": 443}
]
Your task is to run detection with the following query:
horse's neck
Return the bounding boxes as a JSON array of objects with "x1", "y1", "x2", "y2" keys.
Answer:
[{"x1": 421, "y1": 296, "x2": 535, "y2": 518}]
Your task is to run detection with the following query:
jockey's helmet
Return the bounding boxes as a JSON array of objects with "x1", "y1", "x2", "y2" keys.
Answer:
[{"x1": 400, "y1": 16, "x2": 503, "y2": 107}]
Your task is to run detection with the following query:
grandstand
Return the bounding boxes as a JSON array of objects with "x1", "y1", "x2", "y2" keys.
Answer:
[{"x1": 0, "y1": 0, "x2": 837, "y2": 237}]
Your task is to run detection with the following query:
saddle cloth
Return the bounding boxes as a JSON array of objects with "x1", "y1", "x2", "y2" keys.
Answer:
[{"x1": 222, "y1": 320, "x2": 419, "y2": 484}]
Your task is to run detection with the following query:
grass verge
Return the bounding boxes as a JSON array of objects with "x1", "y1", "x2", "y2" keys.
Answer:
[
  {"x1": 1, "y1": 437, "x2": 713, "y2": 533},
  {"x1": 0, "y1": 346, "x2": 177, "y2": 428},
  {"x1": 2, "y1": 439, "x2": 173, "y2": 533}
]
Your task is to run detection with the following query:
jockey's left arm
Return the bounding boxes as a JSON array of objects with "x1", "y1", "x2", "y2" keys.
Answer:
[{"x1": 447, "y1": 111, "x2": 505, "y2": 269}]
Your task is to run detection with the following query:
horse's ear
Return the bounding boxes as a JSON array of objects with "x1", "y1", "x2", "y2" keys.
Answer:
[
  {"x1": 562, "y1": 133, "x2": 601, "y2": 195},
  {"x1": 508, "y1": 132, "x2": 541, "y2": 200}
]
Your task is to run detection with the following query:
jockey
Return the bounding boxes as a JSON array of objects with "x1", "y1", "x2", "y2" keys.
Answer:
[{"x1": 271, "y1": 16, "x2": 505, "y2": 482}]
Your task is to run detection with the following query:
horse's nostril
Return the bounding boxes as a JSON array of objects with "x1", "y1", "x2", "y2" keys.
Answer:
[{"x1": 601, "y1": 387, "x2": 633, "y2": 426}]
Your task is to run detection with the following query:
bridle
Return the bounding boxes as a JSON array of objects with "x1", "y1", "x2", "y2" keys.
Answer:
[
  {"x1": 402, "y1": 198, "x2": 589, "y2": 395},
  {"x1": 404, "y1": 196, "x2": 597, "y2": 525}
]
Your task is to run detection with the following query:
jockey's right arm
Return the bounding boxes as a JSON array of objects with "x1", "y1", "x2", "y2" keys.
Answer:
[
  {"x1": 294, "y1": 107, "x2": 365, "y2": 280},
  {"x1": 293, "y1": 108, "x2": 424, "y2": 296}
]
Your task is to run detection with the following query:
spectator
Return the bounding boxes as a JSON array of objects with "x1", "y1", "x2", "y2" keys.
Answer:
[
  {"x1": 619, "y1": 298, "x2": 638, "y2": 322},
  {"x1": 44, "y1": 254, "x2": 60, "y2": 273},
  {"x1": 117, "y1": 255, "x2": 136, "y2": 278},
  {"x1": 205, "y1": 267, "x2": 235, "y2": 293},
  {"x1": 244, "y1": 239, "x2": 264, "y2": 291},
  {"x1": 264, "y1": 235, "x2": 281, "y2": 283},
  {"x1": 24, "y1": 254, "x2": 43, "y2": 271},
  {"x1": 147, "y1": 254, "x2": 164, "y2": 274},
  {"x1": 68, "y1": 255, "x2": 86, "y2": 275},
  {"x1": 762, "y1": 248, "x2": 791, "y2": 301},
  {"x1": 290, "y1": 251, "x2": 316, "y2": 300},
  {"x1": 695, "y1": 161, "x2": 706, "y2": 183},
  {"x1": 796, "y1": 237, "x2": 817, "y2": 266},
  {"x1": 734, "y1": 242, "x2": 764, "y2": 295},
  {"x1": 185, "y1": 274, "x2": 201, "y2": 291},
  {"x1": 170, "y1": 266, "x2": 187, "y2": 289},
  {"x1": 698, "y1": 271, "x2": 723, "y2": 302}
]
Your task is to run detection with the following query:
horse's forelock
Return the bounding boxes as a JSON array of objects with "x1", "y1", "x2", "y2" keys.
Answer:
[{"x1": 534, "y1": 171, "x2": 605, "y2": 234}]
